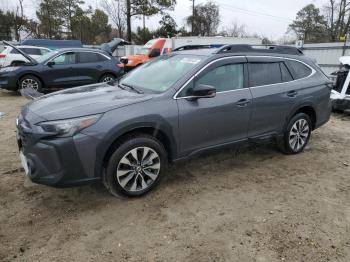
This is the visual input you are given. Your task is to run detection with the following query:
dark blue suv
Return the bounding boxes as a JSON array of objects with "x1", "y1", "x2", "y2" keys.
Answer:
[{"x1": 0, "y1": 43, "x2": 124, "y2": 92}]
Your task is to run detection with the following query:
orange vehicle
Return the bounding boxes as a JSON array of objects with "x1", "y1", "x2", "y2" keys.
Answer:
[{"x1": 123, "y1": 38, "x2": 171, "y2": 71}]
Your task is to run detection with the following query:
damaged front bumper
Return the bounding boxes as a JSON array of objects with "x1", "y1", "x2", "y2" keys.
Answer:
[{"x1": 331, "y1": 90, "x2": 350, "y2": 111}]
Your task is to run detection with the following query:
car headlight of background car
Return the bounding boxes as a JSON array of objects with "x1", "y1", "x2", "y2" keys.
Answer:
[{"x1": 36, "y1": 114, "x2": 102, "y2": 137}]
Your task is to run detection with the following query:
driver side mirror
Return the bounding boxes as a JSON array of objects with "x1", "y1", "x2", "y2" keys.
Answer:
[
  {"x1": 190, "y1": 84, "x2": 216, "y2": 99},
  {"x1": 149, "y1": 48, "x2": 161, "y2": 58},
  {"x1": 47, "y1": 61, "x2": 55, "y2": 67}
]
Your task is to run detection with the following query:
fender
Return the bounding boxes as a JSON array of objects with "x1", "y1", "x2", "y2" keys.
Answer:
[
  {"x1": 94, "y1": 115, "x2": 178, "y2": 178},
  {"x1": 284, "y1": 97, "x2": 316, "y2": 130}
]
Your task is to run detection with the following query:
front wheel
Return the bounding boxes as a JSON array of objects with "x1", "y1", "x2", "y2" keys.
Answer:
[
  {"x1": 103, "y1": 134, "x2": 167, "y2": 197},
  {"x1": 99, "y1": 74, "x2": 116, "y2": 84},
  {"x1": 18, "y1": 75, "x2": 42, "y2": 92},
  {"x1": 279, "y1": 113, "x2": 312, "y2": 154}
]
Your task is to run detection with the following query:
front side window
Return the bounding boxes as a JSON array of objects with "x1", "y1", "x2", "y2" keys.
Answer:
[
  {"x1": 249, "y1": 62, "x2": 282, "y2": 87},
  {"x1": 196, "y1": 64, "x2": 244, "y2": 92},
  {"x1": 285, "y1": 60, "x2": 312, "y2": 79},
  {"x1": 120, "y1": 54, "x2": 205, "y2": 93},
  {"x1": 40, "y1": 49, "x2": 50, "y2": 55},
  {"x1": 52, "y1": 52, "x2": 76, "y2": 65}
]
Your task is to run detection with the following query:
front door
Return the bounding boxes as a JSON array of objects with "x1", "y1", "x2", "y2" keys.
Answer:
[
  {"x1": 177, "y1": 57, "x2": 252, "y2": 156},
  {"x1": 42, "y1": 52, "x2": 81, "y2": 89}
]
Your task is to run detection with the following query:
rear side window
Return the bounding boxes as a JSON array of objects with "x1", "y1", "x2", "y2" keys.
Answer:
[
  {"x1": 19, "y1": 48, "x2": 42, "y2": 56},
  {"x1": 249, "y1": 63, "x2": 282, "y2": 87},
  {"x1": 280, "y1": 62, "x2": 293, "y2": 82},
  {"x1": 196, "y1": 64, "x2": 244, "y2": 92},
  {"x1": 78, "y1": 52, "x2": 108, "y2": 63},
  {"x1": 285, "y1": 60, "x2": 312, "y2": 79}
]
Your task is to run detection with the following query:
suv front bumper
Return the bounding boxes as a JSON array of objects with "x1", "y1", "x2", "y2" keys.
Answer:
[{"x1": 17, "y1": 123, "x2": 101, "y2": 187}]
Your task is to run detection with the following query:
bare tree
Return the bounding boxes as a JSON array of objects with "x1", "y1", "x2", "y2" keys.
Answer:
[
  {"x1": 323, "y1": 0, "x2": 350, "y2": 41},
  {"x1": 13, "y1": 0, "x2": 25, "y2": 41},
  {"x1": 222, "y1": 21, "x2": 247, "y2": 38},
  {"x1": 102, "y1": 0, "x2": 126, "y2": 38}
]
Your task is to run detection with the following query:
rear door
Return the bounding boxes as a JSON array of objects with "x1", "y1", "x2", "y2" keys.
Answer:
[
  {"x1": 75, "y1": 52, "x2": 111, "y2": 85},
  {"x1": 177, "y1": 57, "x2": 252, "y2": 155},
  {"x1": 247, "y1": 56, "x2": 299, "y2": 137},
  {"x1": 42, "y1": 52, "x2": 81, "y2": 89}
]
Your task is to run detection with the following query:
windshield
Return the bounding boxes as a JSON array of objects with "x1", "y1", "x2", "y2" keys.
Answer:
[
  {"x1": 136, "y1": 47, "x2": 150, "y2": 55},
  {"x1": 119, "y1": 54, "x2": 205, "y2": 93},
  {"x1": 36, "y1": 50, "x2": 59, "y2": 63}
]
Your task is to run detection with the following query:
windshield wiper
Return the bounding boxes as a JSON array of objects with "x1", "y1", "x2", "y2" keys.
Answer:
[
  {"x1": 117, "y1": 83, "x2": 126, "y2": 90},
  {"x1": 120, "y1": 83, "x2": 144, "y2": 94}
]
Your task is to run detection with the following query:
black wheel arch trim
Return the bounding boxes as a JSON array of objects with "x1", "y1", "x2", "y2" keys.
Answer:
[
  {"x1": 285, "y1": 99, "x2": 317, "y2": 131},
  {"x1": 17, "y1": 72, "x2": 45, "y2": 89},
  {"x1": 94, "y1": 117, "x2": 178, "y2": 179}
]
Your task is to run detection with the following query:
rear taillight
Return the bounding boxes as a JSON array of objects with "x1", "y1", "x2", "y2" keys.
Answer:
[
  {"x1": 116, "y1": 63, "x2": 124, "y2": 68},
  {"x1": 0, "y1": 54, "x2": 6, "y2": 59}
]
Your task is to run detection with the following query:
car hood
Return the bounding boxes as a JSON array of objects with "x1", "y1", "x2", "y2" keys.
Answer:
[
  {"x1": 3, "y1": 41, "x2": 38, "y2": 65},
  {"x1": 24, "y1": 83, "x2": 153, "y2": 121},
  {"x1": 100, "y1": 38, "x2": 130, "y2": 55}
]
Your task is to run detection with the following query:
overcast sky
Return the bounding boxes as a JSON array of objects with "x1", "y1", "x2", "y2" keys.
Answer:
[{"x1": 1, "y1": 0, "x2": 330, "y2": 40}]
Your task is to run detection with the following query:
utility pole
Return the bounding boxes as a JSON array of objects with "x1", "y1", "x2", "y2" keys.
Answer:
[
  {"x1": 126, "y1": 0, "x2": 132, "y2": 42},
  {"x1": 191, "y1": 0, "x2": 195, "y2": 35}
]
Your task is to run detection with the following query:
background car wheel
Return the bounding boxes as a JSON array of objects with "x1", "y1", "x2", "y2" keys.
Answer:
[
  {"x1": 18, "y1": 75, "x2": 42, "y2": 92},
  {"x1": 279, "y1": 113, "x2": 312, "y2": 154},
  {"x1": 103, "y1": 134, "x2": 167, "y2": 197},
  {"x1": 100, "y1": 74, "x2": 116, "y2": 84}
]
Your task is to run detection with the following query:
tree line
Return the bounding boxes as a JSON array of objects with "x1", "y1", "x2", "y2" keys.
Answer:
[
  {"x1": 289, "y1": 0, "x2": 350, "y2": 43},
  {"x1": 0, "y1": 0, "x2": 226, "y2": 45}
]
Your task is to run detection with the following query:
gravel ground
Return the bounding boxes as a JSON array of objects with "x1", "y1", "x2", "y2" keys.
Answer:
[{"x1": 0, "y1": 90, "x2": 350, "y2": 262}]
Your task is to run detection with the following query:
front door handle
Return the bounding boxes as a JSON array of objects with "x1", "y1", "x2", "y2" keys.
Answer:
[
  {"x1": 287, "y1": 90, "x2": 298, "y2": 98},
  {"x1": 236, "y1": 98, "x2": 251, "y2": 107}
]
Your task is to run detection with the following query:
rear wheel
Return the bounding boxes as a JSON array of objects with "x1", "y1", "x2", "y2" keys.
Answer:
[
  {"x1": 279, "y1": 113, "x2": 312, "y2": 154},
  {"x1": 99, "y1": 74, "x2": 116, "y2": 84},
  {"x1": 18, "y1": 75, "x2": 42, "y2": 92},
  {"x1": 103, "y1": 134, "x2": 167, "y2": 197}
]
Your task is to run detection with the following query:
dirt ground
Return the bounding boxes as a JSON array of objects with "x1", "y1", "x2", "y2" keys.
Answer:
[{"x1": 0, "y1": 90, "x2": 350, "y2": 262}]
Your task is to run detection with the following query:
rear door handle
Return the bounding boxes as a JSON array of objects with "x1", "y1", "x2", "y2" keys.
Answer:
[
  {"x1": 236, "y1": 98, "x2": 251, "y2": 107},
  {"x1": 287, "y1": 90, "x2": 298, "y2": 98}
]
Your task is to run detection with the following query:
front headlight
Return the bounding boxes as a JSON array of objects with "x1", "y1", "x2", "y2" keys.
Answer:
[
  {"x1": 36, "y1": 114, "x2": 102, "y2": 137},
  {"x1": 0, "y1": 67, "x2": 19, "y2": 73},
  {"x1": 128, "y1": 60, "x2": 133, "y2": 64}
]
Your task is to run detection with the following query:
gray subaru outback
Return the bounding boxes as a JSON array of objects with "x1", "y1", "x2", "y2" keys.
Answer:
[{"x1": 16, "y1": 45, "x2": 332, "y2": 197}]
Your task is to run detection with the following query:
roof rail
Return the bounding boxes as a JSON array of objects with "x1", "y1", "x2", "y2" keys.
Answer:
[
  {"x1": 173, "y1": 44, "x2": 224, "y2": 51},
  {"x1": 215, "y1": 44, "x2": 304, "y2": 56}
]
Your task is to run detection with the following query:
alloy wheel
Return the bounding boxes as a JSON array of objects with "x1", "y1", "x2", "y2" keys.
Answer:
[
  {"x1": 21, "y1": 78, "x2": 39, "y2": 91},
  {"x1": 288, "y1": 119, "x2": 310, "y2": 151},
  {"x1": 102, "y1": 76, "x2": 114, "y2": 83},
  {"x1": 116, "y1": 147, "x2": 161, "y2": 192}
]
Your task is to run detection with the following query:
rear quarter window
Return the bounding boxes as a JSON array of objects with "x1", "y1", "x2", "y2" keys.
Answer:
[{"x1": 285, "y1": 60, "x2": 312, "y2": 80}]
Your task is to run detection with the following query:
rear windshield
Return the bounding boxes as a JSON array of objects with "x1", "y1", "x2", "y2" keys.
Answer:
[{"x1": 120, "y1": 54, "x2": 205, "y2": 93}]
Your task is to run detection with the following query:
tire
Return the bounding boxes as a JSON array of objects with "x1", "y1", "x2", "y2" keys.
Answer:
[
  {"x1": 99, "y1": 74, "x2": 116, "y2": 84},
  {"x1": 103, "y1": 134, "x2": 168, "y2": 197},
  {"x1": 279, "y1": 113, "x2": 312, "y2": 154},
  {"x1": 18, "y1": 75, "x2": 42, "y2": 92}
]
